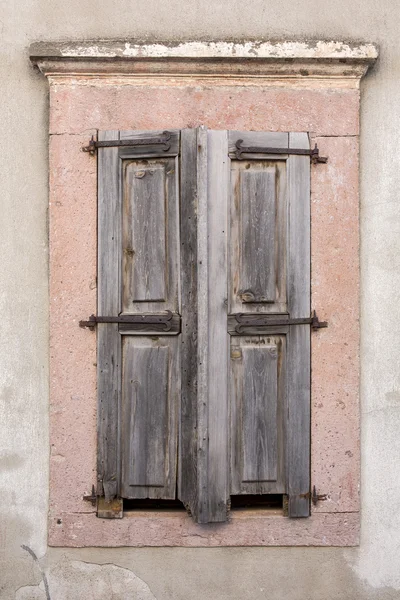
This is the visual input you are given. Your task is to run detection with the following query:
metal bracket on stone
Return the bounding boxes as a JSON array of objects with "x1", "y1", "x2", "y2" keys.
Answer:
[{"x1": 312, "y1": 485, "x2": 328, "y2": 505}]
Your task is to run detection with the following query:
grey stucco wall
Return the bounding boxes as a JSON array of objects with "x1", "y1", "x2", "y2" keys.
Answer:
[{"x1": 0, "y1": 2, "x2": 399, "y2": 599}]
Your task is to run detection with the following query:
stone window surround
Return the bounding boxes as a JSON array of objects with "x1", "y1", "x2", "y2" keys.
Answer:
[{"x1": 30, "y1": 40, "x2": 378, "y2": 547}]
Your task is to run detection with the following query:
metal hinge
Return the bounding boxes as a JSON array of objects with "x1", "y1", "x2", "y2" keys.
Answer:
[
  {"x1": 233, "y1": 310, "x2": 328, "y2": 334},
  {"x1": 82, "y1": 131, "x2": 172, "y2": 156},
  {"x1": 79, "y1": 311, "x2": 175, "y2": 332},
  {"x1": 312, "y1": 485, "x2": 328, "y2": 505},
  {"x1": 235, "y1": 140, "x2": 328, "y2": 163},
  {"x1": 83, "y1": 485, "x2": 97, "y2": 506}
]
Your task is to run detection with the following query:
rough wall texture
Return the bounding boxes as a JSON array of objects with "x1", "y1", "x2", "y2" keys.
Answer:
[{"x1": 0, "y1": 1, "x2": 399, "y2": 599}]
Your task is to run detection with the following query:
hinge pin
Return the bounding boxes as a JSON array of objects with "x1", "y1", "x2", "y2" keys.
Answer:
[
  {"x1": 83, "y1": 485, "x2": 97, "y2": 506},
  {"x1": 312, "y1": 485, "x2": 328, "y2": 505}
]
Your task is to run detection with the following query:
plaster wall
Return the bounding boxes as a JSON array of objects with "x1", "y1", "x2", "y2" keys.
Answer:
[{"x1": 0, "y1": 1, "x2": 399, "y2": 599}]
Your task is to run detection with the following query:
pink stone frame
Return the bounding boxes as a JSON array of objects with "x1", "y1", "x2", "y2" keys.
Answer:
[{"x1": 32, "y1": 42, "x2": 377, "y2": 547}]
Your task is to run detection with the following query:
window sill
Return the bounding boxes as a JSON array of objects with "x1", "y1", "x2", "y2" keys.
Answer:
[{"x1": 49, "y1": 510, "x2": 359, "y2": 547}]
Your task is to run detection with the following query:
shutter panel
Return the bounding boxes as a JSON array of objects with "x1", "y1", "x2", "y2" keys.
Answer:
[
  {"x1": 97, "y1": 130, "x2": 180, "y2": 503},
  {"x1": 227, "y1": 131, "x2": 311, "y2": 517}
]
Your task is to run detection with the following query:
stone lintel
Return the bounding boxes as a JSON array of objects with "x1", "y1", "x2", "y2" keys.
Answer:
[{"x1": 30, "y1": 40, "x2": 378, "y2": 81}]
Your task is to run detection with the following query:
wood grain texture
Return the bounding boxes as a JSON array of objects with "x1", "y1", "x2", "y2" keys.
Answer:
[
  {"x1": 206, "y1": 130, "x2": 229, "y2": 522},
  {"x1": 230, "y1": 159, "x2": 287, "y2": 315},
  {"x1": 178, "y1": 129, "x2": 199, "y2": 519},
  {"x1": 287, "y1": 132, "x2": 311, "y2": 517},
  {"x1": 230, "y1": 335, "x2": 286, "y2": 495},
  {"x1": 240, "y1": 169, "x2": 276, "y2": 303},
  {"x1": 242, "y1": 345, "x2": 278, "y2": 482},
  {"x1": 123, "y1": 161, "x2": 167, "y2": 302},
  {"x1": 121, "y1": 156, "x2": 180, "y2": 314},
  {"x1": 97, "y1": 130, "x2": 121, "y2": 501},
  {"x1": 121, "y1": 337, "x2": 179, "y2": 499},
  {"x1": 196, "y1": 126, "x2": 209, "y2": 523}
]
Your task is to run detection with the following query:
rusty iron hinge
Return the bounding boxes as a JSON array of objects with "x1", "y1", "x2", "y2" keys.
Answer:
[
  {"x1": 82, "y1": 131, "x2": 172, "y2": 156},
  {"x1": 235, "y1": 140, "x2": 328, "y2": 163},
  {"x1": 312, "y1": 485, "x2": 328, "y2": 505},
  {"x1": 233, "y1": 310, "x2": 328, "y2": 334},
  {"x1": 83, "y1": 485, "x2": 97, "y2": 506},
  {"x1": 79, "y1": 311, "x2": 175, "y2": 332}
]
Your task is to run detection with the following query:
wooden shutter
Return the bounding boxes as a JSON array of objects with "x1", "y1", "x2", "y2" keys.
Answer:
[
  {"x1": 97, "y1": 127, "x2": 310, "y2": 521},
  {"x1": 226, "y1": 131, "x2": 311, "y2": 517},
  {"x1": 97, "y1": 130, "x2": 181, "y2": 502}
]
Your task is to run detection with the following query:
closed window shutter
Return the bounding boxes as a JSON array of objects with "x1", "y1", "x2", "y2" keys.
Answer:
[
  {"x1": 97, "y1": 130, "x2": 181, "y2": 502},
  {"x1": 97, "y1": 127, "x2": 310, "y2": 522}
]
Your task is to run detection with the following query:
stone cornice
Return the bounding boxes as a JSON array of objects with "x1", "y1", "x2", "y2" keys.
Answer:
[{"x1": 30, "y1": 40, "x2": 378, "y2": 82}]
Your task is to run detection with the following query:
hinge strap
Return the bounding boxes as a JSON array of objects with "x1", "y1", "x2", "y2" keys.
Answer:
[
  {"x1": 234, "y1": 310, "x2": 328, "y2": 334},
  {"x1": 79, "y1": 311, "x2": 174, "y2": 331},
  {"x1": 235, "y1": 140, "x2": 328, "y2": 163},
  {"x1": 82, "y1": 131, "x2": 172, "y2": 156}
]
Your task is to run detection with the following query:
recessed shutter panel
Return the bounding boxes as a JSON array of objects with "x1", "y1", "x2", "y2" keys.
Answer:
[{"x1": 97, "y1": 130, "x2": 181, "y2": 502}]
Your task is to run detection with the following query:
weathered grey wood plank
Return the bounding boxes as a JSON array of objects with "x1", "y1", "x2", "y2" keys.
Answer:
[
  {"x1": 97, "y1": 130, "x2": 121, "y2": 502},
  {"x1": 196, "y1": 126, "x2": 209, "y2": 523},
  {"x1": 178, "y1": 129, "x2": 199, "y2": 519},
  {"x1": 288, "y1": 132, "x2": 311, "y2": 319},
  {"x1": 242, "y1": 345, "x2": 278, "y2": 482},
  {"x1": 121, "y1": 338, "x2": 179, "y2": 499},
  {"x1": 287, "y1": 132, "x2": 311, "y2": 517},
  {"x1": 240, "y1": 168, "x2": 276, "y2": 303},
  {"x1": 126, "y1": 345, "x2": 169, "y2": 487},
  {"x1": 121, "y1": 156, "x2": 180, "y2": 314},
  {"x1": 287, "y1": 325, "x2": 310, "y2": 516},
  {"x1": 123, "y1": 161, "x2": 166, "y2": 303},
  {"x1": 229, "y1": 160, "x2": 288, "y2": 315},
  {"x1": 206, "y1": 129, "x2": 229, "y2": 522},
  {"x1": 230, "y1": 335, "x2": 286, "y2": 495}
]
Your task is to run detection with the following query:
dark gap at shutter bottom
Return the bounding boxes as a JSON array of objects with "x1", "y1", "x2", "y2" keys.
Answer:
[
  {"x1": 230, "y1": 494, "x2": 283, "y2": 510},
  {"x1": 123, "y1": 498, "x2": 186, "y2": 512}
]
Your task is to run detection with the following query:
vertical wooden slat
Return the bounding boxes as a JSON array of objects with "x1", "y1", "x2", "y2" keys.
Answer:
[
  {"x1": 240, "y1": 169, "x2": 276, "y2": 303},
  {"x1": 178, "y1": 129, "x2": 199, "y2": 519},
  {"x1": 287, "y1": 132, "x2": 311, "y2": 517},
  {"x1": 242, "y1": 345, "x2": 278, "y2": 482},
  {"x1": 196, "y1": 126, "x2": 209, "y2": 523},
  {"x1": 97, "y1": 130, "x2": 122, "y2": 501},
  {"x1": 207, "y1": 130, "x2": 229, "y2": 521}
]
